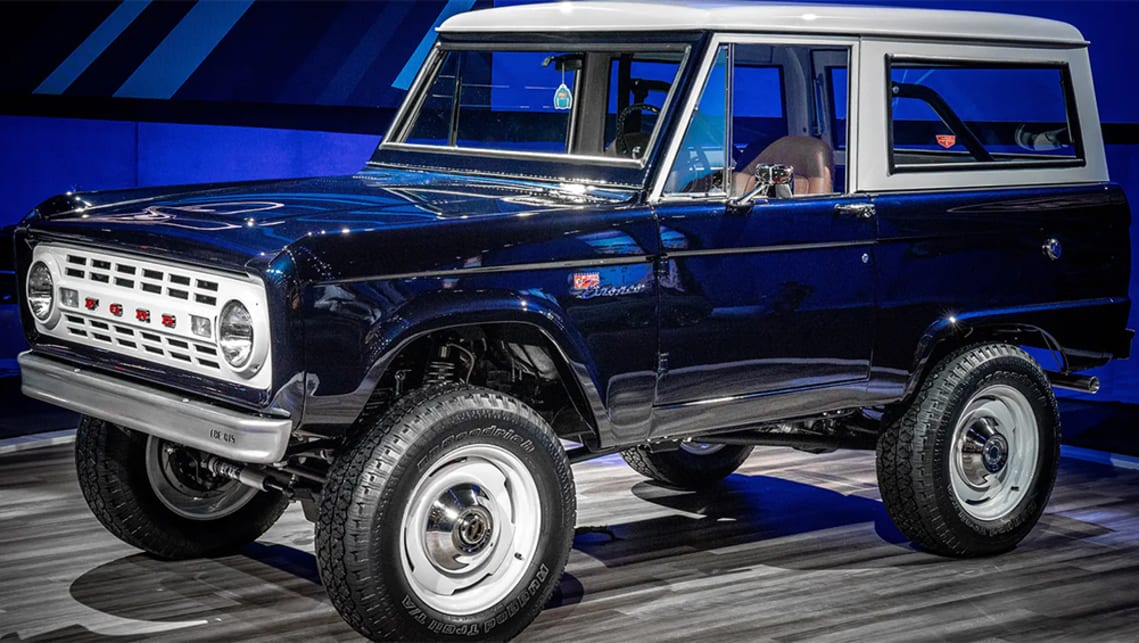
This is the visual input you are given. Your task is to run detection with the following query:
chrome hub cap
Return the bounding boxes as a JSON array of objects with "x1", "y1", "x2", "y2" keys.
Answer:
[
  {"x1": 400, "y1": 444, "x2": 541, "y2": 616},
  {"x1": 949, "y1": 385, "x2": 1039, "y2": 522},
  {"x1": 144, "y1": 436, "x2": 258, "y2": 521},
  {"x1": 424, "y1": 484, "x2": 496, "y2": 569}
]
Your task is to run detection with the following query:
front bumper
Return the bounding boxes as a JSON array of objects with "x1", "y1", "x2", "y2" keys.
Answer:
[{"x1": 18, "y1": 351, "x2": 292, "y2": 463}]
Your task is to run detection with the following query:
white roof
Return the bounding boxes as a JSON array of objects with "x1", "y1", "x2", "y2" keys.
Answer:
[{"x1": 439, "y1": 1, "x2": 1086, "y2": 46}]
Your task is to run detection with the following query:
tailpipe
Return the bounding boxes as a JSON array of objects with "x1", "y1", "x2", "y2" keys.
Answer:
[{"x1": 1046, "y1": 371, "x2": 1100, "y2": 394}]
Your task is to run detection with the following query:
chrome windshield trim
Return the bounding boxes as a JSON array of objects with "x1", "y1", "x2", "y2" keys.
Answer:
[{"x1": 382, "y1": 143, "x2": 647, "y2": 168}]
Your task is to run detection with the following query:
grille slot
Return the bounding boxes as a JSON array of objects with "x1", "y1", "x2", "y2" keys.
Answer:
[{"x1": 54, "y1": 251, "x2": 226, "y2": 306}]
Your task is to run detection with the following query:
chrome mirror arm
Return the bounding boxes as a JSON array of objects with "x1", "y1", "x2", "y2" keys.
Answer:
[{"x1": 727, "y1": 163, "x2": 794, "y2": 210}]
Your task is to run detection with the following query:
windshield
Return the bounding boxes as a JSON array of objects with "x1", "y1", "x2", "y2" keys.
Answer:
[{"x1": 391, "y1": 46, "x2": 687, "y2": 161}]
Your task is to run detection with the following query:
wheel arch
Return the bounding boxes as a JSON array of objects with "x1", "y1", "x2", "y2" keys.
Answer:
[
  {"x1": 904, "y1": 314, "x2": 1065, "y2": 403},
  {"x1": 301, "y1": 291, "x2": 610, "y2": 444}
]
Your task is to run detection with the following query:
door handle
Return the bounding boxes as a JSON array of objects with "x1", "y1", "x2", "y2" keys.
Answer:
[{"x1": 835, "y1": 203, "x2": 876, "y2": 219}]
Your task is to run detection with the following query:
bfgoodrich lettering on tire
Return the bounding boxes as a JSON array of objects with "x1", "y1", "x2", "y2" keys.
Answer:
[
  {"x1": 876, "y1": 343, "x2": 1060, "y2": 557},
  {"x1": 315, "y1": 383, "x2": 576, "y2": 641}
]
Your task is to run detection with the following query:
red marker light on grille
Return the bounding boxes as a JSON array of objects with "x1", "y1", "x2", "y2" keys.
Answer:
[
  {"x1": 109, "y1": 303, "x2": 123, "y2": 317},
  {"x1": 161, "y1": 314, "x2": 176, "y2": 328},
  {"x1": 85, "y1": 298, "x2": 99, "y2": 311},
  {"x1": 136, "y1": 308, "x2": 150, "y2": 323}
]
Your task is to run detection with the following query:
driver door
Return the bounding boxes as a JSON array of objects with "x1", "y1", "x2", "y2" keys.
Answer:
[{"x1": 651, "y1": 39, "x2": 875, "y2": 435}]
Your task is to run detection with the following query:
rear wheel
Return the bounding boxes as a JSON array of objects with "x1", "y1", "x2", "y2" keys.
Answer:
[
  {"x1": 621, "y1": 442, "x2": 753, "y2": 489},
  {"x1": 315, "y1": 384, "x2": 575, "y2": 641},
  {"x1": 876, "y1": 343, "x2": 1059, "y2": 557},
  {"x1": 75, "y1": 416, "x2": 289, "y2": 559}
]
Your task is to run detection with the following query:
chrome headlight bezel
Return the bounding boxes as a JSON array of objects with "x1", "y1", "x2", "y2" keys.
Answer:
[
  {"x1": 218, "y1": 298, "x2": 268, "y2": 378},
  {"x1": 26, "y1": 260, "x2": 59, "y2": 325}
]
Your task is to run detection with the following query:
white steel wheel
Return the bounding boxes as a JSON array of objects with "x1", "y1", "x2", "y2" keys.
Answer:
[
  {"x1": 949, "y1": 384, "x2": 1040, "y2": 522},
  {"x1": 399, "y1": 443, "x2": 542, "y2": 616},
  {"x1": 876, "y1": 343, "x2": 1060, "y2": 558},
  {"x1": 315, "y1": 384, "x2": 576, "y2": 641}
]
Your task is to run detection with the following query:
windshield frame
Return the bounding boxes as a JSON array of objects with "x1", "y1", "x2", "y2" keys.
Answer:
[{"x1": 370, "y1": 33, "x2": 702, "y2": 188}]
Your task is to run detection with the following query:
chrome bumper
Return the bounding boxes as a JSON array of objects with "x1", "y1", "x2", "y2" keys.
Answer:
[{"x1": 18, "y1": 351, "x2": 292, "y2": 464}]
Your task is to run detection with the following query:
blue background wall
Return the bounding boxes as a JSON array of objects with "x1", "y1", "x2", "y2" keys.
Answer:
[{"x1": 2, "y1": 0, "x2": 1138, "y2": 406}]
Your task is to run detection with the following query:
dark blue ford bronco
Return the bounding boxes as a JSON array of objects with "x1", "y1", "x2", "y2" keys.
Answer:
[{"x1": 13, "y1": 2, "x2": 1132, "y2": 640}]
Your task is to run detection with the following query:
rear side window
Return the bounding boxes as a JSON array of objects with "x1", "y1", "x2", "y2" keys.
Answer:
[{"x1": 888, "y1": 60, "x2": 1082, "y2": 172}]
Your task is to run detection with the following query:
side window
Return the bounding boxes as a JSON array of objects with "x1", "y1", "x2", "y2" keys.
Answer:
[
  {"x1": 664, "y1": 47, "x2": 727, "y2": 194},
  {"x1": 889, "y1": 62, "x2": 1082, "y2": 170},
  {"x1": 730, "y1": 44, "x2": 848, "y2": 197},
  {"x1": 664, "y1": 43, "x2": 850, "y2": 197}
]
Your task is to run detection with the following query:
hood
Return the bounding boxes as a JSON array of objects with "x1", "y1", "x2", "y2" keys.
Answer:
[{"x1": 22, "y1": 167, "x2": 637, "y2": 274}]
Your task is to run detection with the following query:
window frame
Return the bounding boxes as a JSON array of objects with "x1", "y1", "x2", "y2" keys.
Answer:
[
  {"x1": 650, "y1": 33, "x2": 859, "y2": 204},
  {"x1": 885, "y1": 56, "x2": 1086, "y2": 175},
  {"x1": 856, "y1": 39, "x2": 1106, "y2": 193}
]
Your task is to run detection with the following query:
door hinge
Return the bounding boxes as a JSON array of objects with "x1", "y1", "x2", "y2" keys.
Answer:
[{"x1": 658, "y1": 351, "x2": 669, "y2": 373}]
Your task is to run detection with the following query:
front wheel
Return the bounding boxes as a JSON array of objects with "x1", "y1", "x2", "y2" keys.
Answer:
[
  {"x1": 75, "y1": 416, "x2": 289, "y2": 559},
  {"x1": 876, "y1": 343, "x2": 1060, "y2": 557},
  {"x1": 316, "y1": 384, "x2": 575, "y2": 641}
]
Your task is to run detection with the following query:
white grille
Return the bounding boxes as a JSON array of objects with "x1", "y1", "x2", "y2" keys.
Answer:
[{"x1": 30, "y1": 243, "x2": 272, "y2": 390}]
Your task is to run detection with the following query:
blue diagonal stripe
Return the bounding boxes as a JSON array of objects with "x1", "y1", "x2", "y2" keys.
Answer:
[
  {"x1": 392, "y1": 0, "x2": 476, "y2": 91},
  {"x1": 35, "y1": 1, "x2": 152, "y2": 95},
  {"x1": 114, "y1": 0, "x2": 254, "y2": 100}
]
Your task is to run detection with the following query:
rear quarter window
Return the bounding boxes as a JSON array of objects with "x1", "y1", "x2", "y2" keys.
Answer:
[{"x1": 888, "y1": 60, "x2": 1083, "y2": 172}]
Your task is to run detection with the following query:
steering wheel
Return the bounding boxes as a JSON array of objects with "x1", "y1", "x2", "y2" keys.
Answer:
[{"x1": 614, "y1": 102, "x2": 661, "y2": 158}]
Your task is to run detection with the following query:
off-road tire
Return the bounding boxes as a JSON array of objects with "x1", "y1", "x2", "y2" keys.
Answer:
[
  {"x1": 75, "y1": 416, "x2": 289, "y2": 559},
  {"x1": 315, "y1": 383, "x2": 576, "y2": 641},
  {"x1": 876, "y1": 343, "x2": 1060, "y2": 557},
  {"x1": 621, "y1": 443, "x2": 754, "y2": 489}
]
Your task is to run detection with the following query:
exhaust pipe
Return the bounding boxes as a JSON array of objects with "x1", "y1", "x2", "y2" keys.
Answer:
[{"x1": 1046, "y1": 371, "x2": 1100, "y2": 394}]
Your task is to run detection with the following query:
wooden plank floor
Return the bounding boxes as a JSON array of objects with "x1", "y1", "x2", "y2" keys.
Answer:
[{"x1": 3, "y1": 443, "x2": 1139, "y2": 641}]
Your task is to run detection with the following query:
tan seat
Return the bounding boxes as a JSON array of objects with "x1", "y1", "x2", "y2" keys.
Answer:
[{"x1": 735, "y1": 135, "x2": 834, "y2": 196}]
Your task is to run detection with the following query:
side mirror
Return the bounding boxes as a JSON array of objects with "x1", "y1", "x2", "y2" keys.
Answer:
[{"x1": 728, "y1": 163, "x2": 794, "y2": 211}]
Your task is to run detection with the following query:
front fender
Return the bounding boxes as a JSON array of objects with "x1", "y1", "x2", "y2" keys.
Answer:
[{"x1": 299, "y1": 282, "x2": 611, "y2": 436}]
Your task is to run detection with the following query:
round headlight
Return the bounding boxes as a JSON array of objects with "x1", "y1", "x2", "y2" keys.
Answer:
[
  {"x1": 218, "y1": 300, "x2": 254, "y2": 369},
  {"x1": 27, "y1": 262, "x2": 54, "y2": 321}
]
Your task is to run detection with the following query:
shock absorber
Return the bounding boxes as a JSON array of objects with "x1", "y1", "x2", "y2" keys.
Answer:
[{"x1": 423, "y1": 344, "x2": 458, "y2": 384}]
